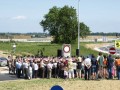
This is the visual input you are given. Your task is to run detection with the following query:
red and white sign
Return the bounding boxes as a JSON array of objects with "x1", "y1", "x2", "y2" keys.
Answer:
[
  {"x1": 109, "y1": 47, "x2": 116, "y2": 54},
  {"x1": 62, "y1": 44, "x2": 71, "y2": 57},
  {"x1": 63, "y1": 45, "x2": 70, "y2": 53}
]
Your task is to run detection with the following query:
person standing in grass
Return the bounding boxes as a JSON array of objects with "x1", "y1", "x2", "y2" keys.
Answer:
[
  {"x1": 91, "y1": 54, "x2": 97, "y2": 80},
  {"x1": 81, "y1": 56, "x2": 85, "y2": 79},
  {"x1": 103, "y1": 55, "x2": 108, "y2": 79},
  {"x1": 115, "y1": 56, "x2": 120, "y2": 80},
  {"x1": 47, "y1": 61, "x2": 53, "y2": 79},
  {"x1": 33, "y1": 61, "x2": 38, "y2": 78},
  {"x1": 97, "y1": 52, "x2": 104, "y2": 79},
  {"x1": 60, "y1": 60, "x2": 65, "y2": 79},
  {"x1": 52, "y1": 58, "x2": 58, "y2": 78},
  {"x1": 73, "y1": 60, "x2": 77, "y2": 78},
  {"x1": 24, "y1": 59, "x2": 29, "y2": 79},
  {"x1": 16, "y1": 60, "x2": 22, "y2": 78},
  {"x1": 76, "y1": 57, "x2": 82, "y2": 78},
  {"x1": 107, "y1": 54, "x2": 114, "y2": 79},
  {"x1": 68, "y1": 58, "x2": 74, "y2": 79},
  {"x1": 84, "y1": 56, "x2": 91, "y2": 80},
  {"x1": 28, "y1": 64, "x2": 33, "y2": 79},
  {"x1": 40, "y1": 59, "x2": 45, "y2": 78}
]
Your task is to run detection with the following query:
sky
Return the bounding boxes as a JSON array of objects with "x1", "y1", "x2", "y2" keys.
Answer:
[{"x1": 0, "y1": 0, "x2": 120, "y2": 33}]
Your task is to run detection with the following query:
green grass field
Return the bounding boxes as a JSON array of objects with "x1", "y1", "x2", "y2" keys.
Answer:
[
  {"x1": 0, "y1": 78, "x2": 119, "y2": 90},
  {"x1": 0, "y1": 78, "x2": 65, "y2": 90},
  {"x1": 0, "y1": 42, "x2": 99, "y2": 57},
  {"x1": 0, "y1": 78, "x2": 91, "y2": 90}
]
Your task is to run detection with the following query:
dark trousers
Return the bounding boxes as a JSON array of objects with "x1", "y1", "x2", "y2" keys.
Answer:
[
  {"x1": 108, "y1": 67, "x2": 112, "y2": 79},
  {"x1": 17, "y1": 68, "x2": 21, "y2": 78},
  {"x1": 12, "y1": 66, "x2": 16, "y2": 74},
  {"x1": 8, "y1": 65, "x2": 12, "y2": 74},
  {"x1": 21, "y1": 68, "x2": 24, "y2": 77},
  {"x1": 60, "y1": 70, "x2": 64, "y2": 78},
  {"x1": 117, "y1": 66, "x2": 120, "y2": 80},
  {"x1": 24, "y1": 68, "x2": 28, "y2": 79},
  {"x1": 41, "y1": 67, "x2": 45, "y2": 78},
  {"x1": 95, "y1": 66, "x2": 99, "y2": 79},
  {"x1": 52, "y1": 67, "x2": 57, "y2": 78},
  {"x1": 34, "y1": 70, "x2": 38, "y2": 78},
  {"x1": 57, "y1": 68, "x2": 60, "y2": 78},
  {"x1": 44, "y1": 67, "x2": 47, "y2": 78},
  {"x1": 47, "y1": 69, "x2": 52, "y2": 79},
  {"x1": 85, "y1": 66, "x2": 91, "y2": 80}
]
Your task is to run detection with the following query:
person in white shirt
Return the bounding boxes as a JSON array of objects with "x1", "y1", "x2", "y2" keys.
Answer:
[
  {"x1": 47, "y1": 61, "x2": 53, "y2": 79},
  {"x1": 84, "y1": 56, "x2": 91, "y2": 80},
  {"x1": 33, "y1": 62, "x2": 38, "y2": 78},
  {"x1": 16, "y1": 60, "x2": 22, "y2": 78}
]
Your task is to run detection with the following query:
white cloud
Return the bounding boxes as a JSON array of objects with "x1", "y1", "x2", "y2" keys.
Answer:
[{"x1": 11, "y1": 15, "x2": 27, "y2": 20}]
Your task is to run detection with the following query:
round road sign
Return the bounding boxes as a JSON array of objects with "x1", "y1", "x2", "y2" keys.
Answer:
[
  {"x1": 63, "y1": 45, "x2": 70, "y2": 53},
  {"x1": 109, "y1": 47, "x2": 116, "y2": 54}
]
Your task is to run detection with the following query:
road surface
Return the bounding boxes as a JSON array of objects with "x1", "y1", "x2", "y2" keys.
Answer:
[{"x1": 0, "y1": 67, "x2": 18, "y2": 81}]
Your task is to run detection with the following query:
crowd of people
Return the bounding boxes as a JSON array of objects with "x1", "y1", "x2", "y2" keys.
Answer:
[{"x1": 7, "y1": 52, "x2": 120, "y2": 80}]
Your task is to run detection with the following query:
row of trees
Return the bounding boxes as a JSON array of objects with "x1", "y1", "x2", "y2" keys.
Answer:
[
  {"x1": 91, "y1": 32, "x2": 120, "y2": 36},
  {"x1": 40, "y1": 6, "x2": 91, "y2": 44},
  {"x1": 0, "y1": 32, "x2": 119, "y2": 37}
]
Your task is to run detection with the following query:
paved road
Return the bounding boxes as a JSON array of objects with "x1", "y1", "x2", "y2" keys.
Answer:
[
  {"x1": 0, "y1": 67, "x2": 18, "y2": 81},
  {"x1": 98, "y1": 45, "x2": 120, "y2": 55},
  {"x1": 0, "y1": 73, "x2": 18, "y2": 81}
]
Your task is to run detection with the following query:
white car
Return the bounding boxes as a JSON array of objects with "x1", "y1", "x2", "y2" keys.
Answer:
[{"x1": 0, "y1": 57, "x2": 8, "y2": 67}]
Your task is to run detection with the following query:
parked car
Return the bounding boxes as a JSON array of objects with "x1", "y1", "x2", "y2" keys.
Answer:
[{"x1": 0, "y1": 57, "x2": 8, "y2": 67}]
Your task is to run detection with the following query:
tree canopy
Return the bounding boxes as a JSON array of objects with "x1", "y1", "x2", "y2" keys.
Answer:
[{"x1": 40, "y1": 5, "x2": 91, "y2": 44}]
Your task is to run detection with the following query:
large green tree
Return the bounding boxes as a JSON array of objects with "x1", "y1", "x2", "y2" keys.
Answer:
[
  {"x1": 80, "y1": 22, "x2": 91, "y2": 39},
  {"x1": 40, "y1": 5, "x2": 90, "y2": 44}
]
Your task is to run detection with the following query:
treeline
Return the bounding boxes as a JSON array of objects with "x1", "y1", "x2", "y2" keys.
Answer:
[
  {"x1": 90, "y1": 32, "x2": 120, "y2": 36},
  {"x1": 0, "y1": 32, "x2": 120, "y2": 37},
  {"x1": 0, "y1": 32, "x2": 49, "y2": 35},
  {"x1": 0, "y1": 32, "x2": 50, "y2": 38}
]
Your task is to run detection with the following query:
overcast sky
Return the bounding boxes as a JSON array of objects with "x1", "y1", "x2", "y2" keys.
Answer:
[{"x1": 0, "y1": 0, "x2": 120, "y2": 33}]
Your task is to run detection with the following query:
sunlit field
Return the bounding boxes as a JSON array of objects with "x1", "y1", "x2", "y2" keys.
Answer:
[
  {"x1": 0, "y1": 42, "x2": 99, "y2": 56},
  {"x1": 0, "y1": 78, "x2": 120, "y2": 90}
]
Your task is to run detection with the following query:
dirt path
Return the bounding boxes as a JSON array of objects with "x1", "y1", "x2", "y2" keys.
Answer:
[{"x1": 85, "y1": 43, "x2": 112, "y2": 50}]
